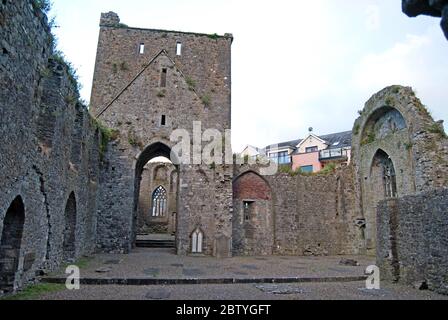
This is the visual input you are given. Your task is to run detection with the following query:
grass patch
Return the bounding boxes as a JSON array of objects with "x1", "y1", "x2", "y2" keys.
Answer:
[
  {"x1": 427, "y1": 123, "x2": 447, "y2": 139},
  {"x1": 128, "y1": 130, "x2": 144, "y2": 149},
  {"x1": 385, "y1": 96, "x2": 395, "y2": 106},
  {"x1": 201, "y1": 94, "x2": 211, "y2": 107},
  {"x1": 1, "y1": 283, "x2": 65, "y2": 300},
  {"x1": 186, "y1": 76, "x2": 196, "y2": 91},
  {"x1": 416, "y1": 103, "x2": 432, "y2": 118},
  {"x1": 361, "y1": 131, "x2": 376, "y2": 146},
  {"x1": 93, "y1": 119, "x2": 120, "y2": 160},
  {"x1": 207, "y1": 33, "x2": 220, "y2": 40},
  {"x1": 354, "y1": 124, "x2": 360, "y2": 136}
]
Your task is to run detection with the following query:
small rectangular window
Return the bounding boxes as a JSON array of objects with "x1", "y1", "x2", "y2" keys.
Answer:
[
  {"x1": 160, "y1": 68, "x2": 167, "y2": 87},
  {"x1": 139, "y1": 43, "x2": 145, "y2": 54},
  {"x1": 306, "y1": 146, "x2": 318, "y2": 153},
  {"x1": 300, "y1": 165, "x2": 314, "y2": 173},
  {"x1": 161, "y1": 115, "x2": 166, "y2": 126},
  {"x1": 176, "y1": 42, "x2": 182, "y2": 56}
]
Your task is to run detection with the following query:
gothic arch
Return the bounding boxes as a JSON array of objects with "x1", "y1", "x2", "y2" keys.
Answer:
[
  {"x1": 191, "y1": 228, "x2": 205, "y2": 254},
  {"x1": 151, "y1": 185, "x2": 168, "y2": 217},
  {"x1": 63, "y1": 192, "x2": 77, "y2": 262},
  {"x1": 133, "y1": 142, "x2": 180, "y2": 247},
  {"x1": 361, "y1": 106, "x2": 407, "y2": 145},
  {"x1": 232, "y1": 171, "x2": 274, "y2": 256},
  {"x1": 0, "y1": 196, "x2": 25, "y2": 292}
]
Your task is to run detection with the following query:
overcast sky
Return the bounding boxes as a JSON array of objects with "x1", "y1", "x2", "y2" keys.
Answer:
[{"x1": 50, "y1": 0, "x2": 448, "y2": 152}]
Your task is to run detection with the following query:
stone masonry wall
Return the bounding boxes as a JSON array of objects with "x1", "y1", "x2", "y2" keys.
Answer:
[
  {"x1": 0, "y1": 0, "x2": 101, "y2": 291},
  {"x1": 377, "y1": 189, "x2": 448, "y2": 295},
  {"x1": 90, "y1": 12, "x2": 233, "y2": 257},
  {"x1": 233, "y1": 165, "x2": 362, "y2": 256},
  {"x1": 352, "y1": 85, "x2": 448, "y2": 255}
]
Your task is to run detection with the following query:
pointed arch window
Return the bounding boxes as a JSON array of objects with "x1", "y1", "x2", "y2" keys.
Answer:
[
  {"x1": 382, "y1": 157, "x2": 397, "y2": 198},
  {"x1": 191, "y1": 228, "x2": 204, "y2": 254},
  {"x1": 151, "y1": 186, "x2": 167, "y2": 217}
]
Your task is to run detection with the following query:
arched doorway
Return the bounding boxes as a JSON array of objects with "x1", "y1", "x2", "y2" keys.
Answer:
[
  {"x1": 232, "y1": 171, "x2": 274, "y2": 256},
  {"x1": 365, "y1": 149, "x2": 398, "y2": 254},
  {"x1": 0, "y1": 196, "x2": 25, "y2": 292},
  {"x1": 63, "y1": 192, "x2": 77, "y2": 262},
  {"x1": 134, "y1": 142, "x2": 179, "y2": 251}
]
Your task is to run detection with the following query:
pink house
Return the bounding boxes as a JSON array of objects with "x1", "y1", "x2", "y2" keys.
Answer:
[{"x1": 264, "y1": 131, "x2": 352, "y2": 174}]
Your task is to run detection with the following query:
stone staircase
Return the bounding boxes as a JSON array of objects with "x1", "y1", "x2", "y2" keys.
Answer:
[{"x1": 136, "y1": 234, "x2": 175, "y2": 249}]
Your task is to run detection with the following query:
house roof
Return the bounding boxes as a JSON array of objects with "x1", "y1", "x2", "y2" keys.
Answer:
[
  {"x1": 264, "y1": 130, "x2": 352, "y2": 154},
  {"x1": 265, "y1": 139, "x2": 302, "y2": 152},
  {"x1": 320, "y1": 131, "x2": 352, "y2": 149}
]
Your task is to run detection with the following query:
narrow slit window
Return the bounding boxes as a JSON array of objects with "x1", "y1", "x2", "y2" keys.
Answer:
[
  {"x1": 176, "y1": 42, "x2": 182, "y2": 56},
  {"x1": 161, "y1": 68, "x2": 167, "y2": 87},
  {"x1": 139, "y1": 43, "x2": 145, "y2": 54},
  {"x1": 161, "y1": 115, "x2": 166, "y2": 126}
]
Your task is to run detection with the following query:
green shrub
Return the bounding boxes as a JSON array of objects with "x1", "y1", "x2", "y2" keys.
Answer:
[
  {"x1": 93, "y1": 119, "x2": 120, "y2": 160},
  {"x1": 201, "y1": 94, "x2": 211, "y2": 107},
  {"x1": 208, "y1": 33, "x2": 220, "y2": 40},
  {"x1": 32, "y1": 0, "x2": 52, "y2": 13},
  {"x1": 186, "y1": 77, "x2": 196, "y2": 91}
]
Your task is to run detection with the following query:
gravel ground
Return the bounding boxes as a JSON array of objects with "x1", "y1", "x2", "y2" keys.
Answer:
[
  {"x1": 36, "y1": 281, "x2": 448, "y2": 300},
  {"x1": 49, "y1": 248, "x2": 374, "y2": 280}
]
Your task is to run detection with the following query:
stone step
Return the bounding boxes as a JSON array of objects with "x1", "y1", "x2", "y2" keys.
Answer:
[
  {"x1": 136, "y1": 240, "x2": 175, "y2": 248},
  {"x1": 42, "y1": 275, "x2": 369, "y2": 286}
]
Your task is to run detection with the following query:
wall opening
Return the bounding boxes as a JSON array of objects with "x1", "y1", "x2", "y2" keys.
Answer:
[
  {"x1": 161, "y1": 115, "x2": 166, "y2": 126},
  {"x1": 232, "y1": 171, "x2": 274, "y2": 256},
  {"x1": 151, "y1": 186, "x2": 167, "y2": 217},
  {"x1": 176, "y1": 42, "x2": 182, "y2": 56},
  {"x1": 63, "y1": 192, "x2": 77, "y2": 262},
  {"x1": 0, "y1": 196, "x2": 25, "y2": 292},
  {"x1": 160, "y1": 68, "x2": 167, "y2": 87},
  {"x1": 134, "y1": 143, "x2": 180, "y2": 250},
  {"x1": 139, "y1": 43, "x2": 145, "y2": 54},
  {"x1": 191, "y1": 229, "x2": 204, "y2": 254},
  {"x1": 364, "y1": 149, "x2": 398, "y2": 255}
]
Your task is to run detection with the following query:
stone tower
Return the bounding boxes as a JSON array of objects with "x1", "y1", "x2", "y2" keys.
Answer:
[{"x1": 90, "y1": 12, "x2": 234, "y2": 257}]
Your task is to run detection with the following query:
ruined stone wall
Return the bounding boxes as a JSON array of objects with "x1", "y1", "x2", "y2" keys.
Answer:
[
  {"x1": 377, "y1": 189, "x2": 448, "y2": 295},
  {"x1": 0, "y1": 0, "x2": 101, "y2": 291},
  {"x1": 90, "y1": 12, "x2": 233, "y2": 256},
  {"x1": 352, "y1": 86, "x2": 448, "y2": 255},
  {"x1": 233, "y1": 172, "x2": 274, "y2": 256},
  {"x1": 233, "y1": 166, "x2": 362, "y2": 256}
]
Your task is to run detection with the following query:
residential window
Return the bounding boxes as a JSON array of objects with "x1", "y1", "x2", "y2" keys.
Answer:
[
  {"x1": 306, "y1": 146, "x2": 318, "y2": 153},
  {"x1": 160, "y1": 68, "x2": 167, "y2": 87},
  {"x1": 269, "y1": 151, "x2": 291, "y2": 164},
  {"x1": 176, "y1": 42, "x2": 182, "y2": 56},
  {"x1": 139, "y1": 43, "x2": 145, "y2": 54},
  {"x1": 300, "y1": 165, "x2": 314, "y2": 173}
]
